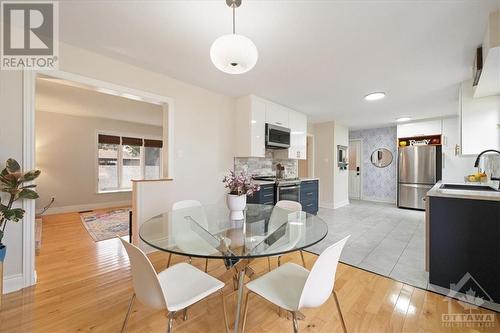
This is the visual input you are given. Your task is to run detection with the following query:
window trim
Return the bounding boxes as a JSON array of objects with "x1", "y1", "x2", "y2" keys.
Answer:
[{"x1": 96, "y1": 130, "x2": 163, "y2": 194}]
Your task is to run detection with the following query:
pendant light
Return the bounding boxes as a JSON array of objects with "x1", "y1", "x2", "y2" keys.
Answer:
[{"x1": 210, "y1": 0, "x2": 258, "y2": 74}]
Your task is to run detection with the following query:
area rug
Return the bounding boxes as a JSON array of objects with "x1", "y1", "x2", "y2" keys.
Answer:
[{"x1": 80, "y1": 208, "x2": 130, "y2": 242}]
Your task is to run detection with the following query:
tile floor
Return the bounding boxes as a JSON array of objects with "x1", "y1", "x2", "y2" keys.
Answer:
[
  {"x1": 308, "y1": 200, "x2": 500, "y2": 312},
  {"x1": 307, "y1": 200, "x2": 429, "y2": 289}
]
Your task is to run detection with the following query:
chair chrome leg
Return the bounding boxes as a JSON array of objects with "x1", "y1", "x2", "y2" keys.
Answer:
[
  {"x1": 121, "y1": 293, "x2": 135, "y2": 333},
  {"x1": 220, "y1": 290, "x2": 230, "y2": 333},
  {"x1": 167, "y1": 311, "x2": 175, "y2": 333},
  {"x1": 291, "y1": 311, "x2": 299, "y2": 333},
  {"x1": 267, "y1": 257, "x2": 271, "y2": 272},
  {"x1": 182, "y1": 308, "x2": 188, "y2": 321},
  {"x1": 205, "y1": 258, "x2": 209, "y2": 273},
  {"x1": 241, "y1": 291, "x2": 251, "y2": 333},
  {"x1": 300, "y1": 251, "x2": 306, "y2": 268},
  {"x1": 167, "y1": 253, "x2": 172, "y2": 268},
  {"x1": 333, "y1": 291, "x2": 348, "y2": 333}
]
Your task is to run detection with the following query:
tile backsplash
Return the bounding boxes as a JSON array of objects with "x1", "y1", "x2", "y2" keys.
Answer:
[
  {"x1": 484, "y1": 154, "x2": 500, "y2": 178},
  {"x1": 234, "y1": 151, "x2": 298, "y2": 179}
]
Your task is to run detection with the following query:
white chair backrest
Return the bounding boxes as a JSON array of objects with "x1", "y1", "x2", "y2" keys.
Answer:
[
  {"x1": 119, "y1": 238, "x2": 167, "y2": 310},
  {"x1": 172, "y1": 200, "x2": 202, "y2": 210},
  {"x1": 298, "y1": 236, "x2": 350, "y2": 309},
  {"x1": 132, "y1": 180, "x2": 171, "y2": 246},
  {"x1": 276, "y1": 200, "x2": 302, "y2": 212}
]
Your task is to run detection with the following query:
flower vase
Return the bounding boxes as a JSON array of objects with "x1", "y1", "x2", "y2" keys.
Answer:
[
  {"x1": 0, "y1": 244, "x2": 5, "y2": 308},
  {"x1": 227, "y1": 194, "x2": 246, "y2": 220}
]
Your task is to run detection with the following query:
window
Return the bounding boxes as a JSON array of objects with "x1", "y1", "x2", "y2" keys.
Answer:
[{"x1": 97, "y1": 134, "x2": 163, "y2": 192}]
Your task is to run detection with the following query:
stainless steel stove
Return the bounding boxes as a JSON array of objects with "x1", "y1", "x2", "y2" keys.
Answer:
[{"x1": 252, "y1": 176, "x2": 301, "y2": 202}]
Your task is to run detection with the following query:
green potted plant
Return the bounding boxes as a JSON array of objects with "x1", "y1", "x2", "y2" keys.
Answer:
[{"x1": 0, "y1": 158, "x2": 41, "y2": 279}]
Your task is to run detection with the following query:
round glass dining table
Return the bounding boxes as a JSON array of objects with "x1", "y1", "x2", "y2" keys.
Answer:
[{"x1": 139, "y1": 203, "x2": 328, "y2": 332}]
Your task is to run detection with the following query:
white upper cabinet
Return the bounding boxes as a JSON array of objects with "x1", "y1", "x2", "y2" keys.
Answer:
[
  {"x1": 288, "y1": 110, "x2": 307, "y2": 160},
  {"x1": 235, "y1": 95, "x2": 308, "y2": 159},
  {"x1": 250, "y1": 97, "x2": 266, "y2": 157},
  {"x1": 265, "y1": 103, "x2": 289, "y2": 128},
  {"x1": 235, "y1": 95, "x2": 266, "y2": 157},
  {"x1": 460, "y1": 80, "x2": 500, "y2": 155},
  {"x1": 397, "y1": 119, "x2": 442, "y2": 138}
]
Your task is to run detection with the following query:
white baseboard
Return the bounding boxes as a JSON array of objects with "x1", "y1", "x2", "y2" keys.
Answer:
[
  {"x1": 3, "y1": 273, "x2": 24, "y2": 294},
  {"x1": 333, "y1": 200, "x2": 350, "y2": 209},
  {"x1": 43, "y1": 200, "x2": 132, "y2": 215},
  {"x1": 319, "y1": 202, "x2": 334, "y2": 209},
  {"x1": 361, "y1": 196, "x2": 396, "y2": 204}
]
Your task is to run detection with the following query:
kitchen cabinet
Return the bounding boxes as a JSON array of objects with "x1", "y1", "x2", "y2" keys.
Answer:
[
  {"x1": 441, "y1": 116, "x2": 476, "y2": 182},
  {"x1": 300, "y1": 180, "x2": 319, "y2": 215},
  {"x1": 288, "y1": 110, "x2": 307, "y2": 160},
  {"x1": 235, "y1": 95, "x2": 266, "y2": 157},
  {"x1": 247, "y1": 183, "x2": 275, "y2": 205},
  {"x1": 265, "y1": 103, "x2": 289, "y2": 128},
  {"x1": 429, "y1": 195, "x2": 500, "y2": 303},
  {"x1": 235, "y1": 95, "x2": 308, "y2": 159},
  {"x1": 460, "y1": 80, "x2": 500, "y2": 155},
  {"x1": 397, "y1": 119, "x2": 442, "y2": 138}
]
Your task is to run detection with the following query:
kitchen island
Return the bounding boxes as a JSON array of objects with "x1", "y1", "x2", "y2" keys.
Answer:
[{"x1": 426, "y1": 182, "x2": 500, "y2": 304}]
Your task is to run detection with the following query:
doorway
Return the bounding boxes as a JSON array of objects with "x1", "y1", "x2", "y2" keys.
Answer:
[{"x1": 348, "y1": 139, "x2": 362, "y2": 199}]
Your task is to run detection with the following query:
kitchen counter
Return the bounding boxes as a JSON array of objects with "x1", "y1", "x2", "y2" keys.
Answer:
[
  {"x1": 252, "y1": 180, "x2": 275, "y2": 185},
  {"x1": 300, "y1": 177, "x2": 319, "y2": 182},
  {"x1": 427, "y1": 181, "x2": 500, "y2": 202}
]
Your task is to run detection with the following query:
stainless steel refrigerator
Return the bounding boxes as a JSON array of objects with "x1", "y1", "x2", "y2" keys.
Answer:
[{"x1": 398, "y1": 145, "x2": 442, "y2": 210}]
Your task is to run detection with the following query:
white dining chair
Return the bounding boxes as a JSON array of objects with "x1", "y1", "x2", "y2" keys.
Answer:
[
  {"x1": 119, "y1": 238, "x2": 229, "y2": 333},
  {"x1": 170, "y1": 200, "x2": 212, "y2": 272},
  {"x1": 241, "y1": 236, "x2": 350, "y2": 333},
  {"x1": 268, "y1": 200, "x2": 307, "y2": 270}
]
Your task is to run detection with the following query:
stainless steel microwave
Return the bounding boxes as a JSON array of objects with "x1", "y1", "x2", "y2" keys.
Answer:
[{"x1": 265, "y1": 123, "x2": 290, "y2": 149}]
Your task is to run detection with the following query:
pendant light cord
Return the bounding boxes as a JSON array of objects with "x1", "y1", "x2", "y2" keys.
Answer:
[{"x1": 232, "y1": 4, "x2": 236, "y2": 34}]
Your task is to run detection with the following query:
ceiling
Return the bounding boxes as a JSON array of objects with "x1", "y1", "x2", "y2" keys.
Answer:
[
  {"x1": 58, "y1": 0, "x2": 500, "y2": 128},
  {"x1": 36, "y1": 77, "x2": 163, "y2": 126}
]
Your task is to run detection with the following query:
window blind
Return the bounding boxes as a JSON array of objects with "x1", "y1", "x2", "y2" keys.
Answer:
[
  {"x1": 98, "y1": 134, "x2": 120, "y2": 145},
  {"x1": 122, "y1": 137, "x2": 143, "y2": 146},
  {"x1": 144, "y1": 139, "x2": 163, "y2": 148}
]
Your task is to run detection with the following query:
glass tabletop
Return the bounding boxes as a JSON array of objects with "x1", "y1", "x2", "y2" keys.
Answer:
[{"x1": 139, "y1": 203, "x2": 328, "y2": 260}]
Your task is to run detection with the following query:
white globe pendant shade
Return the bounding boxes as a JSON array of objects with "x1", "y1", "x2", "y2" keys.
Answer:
[{"x1": 210, "y1": 34, "x2": 258, "y2": 74}]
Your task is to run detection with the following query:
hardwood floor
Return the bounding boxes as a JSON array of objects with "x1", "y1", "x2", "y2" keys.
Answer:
[{"x1": 0, "y1": 211, "x2": 498, "y2": 333}]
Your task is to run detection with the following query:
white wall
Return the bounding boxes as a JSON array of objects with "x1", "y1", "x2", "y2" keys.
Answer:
[
  {"x1": 36, "y1": 111, "x2": 163, "y2": 211},
  {"x1": 0, "y1": 41, "x2": 236, "y2": 292},
  {"x1": 312, "y1": 121, "x2": 349, "y2": 209},
  {"x1": 333, "y1": 123, "x2": 349, "y2": 208},
  {"x1": 313, "y1": 122, "x2": 335, "y2": 208}
]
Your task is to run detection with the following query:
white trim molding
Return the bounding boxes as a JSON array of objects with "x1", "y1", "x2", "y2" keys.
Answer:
[
  {"x1": 22, "y1": 71, "x2": 37, "y2": 289},
  {"x1": 22, "y1": 69, "x2": 175, "y2": 292},
  {"x1": 3, "y1": 273, "x2": 24, "y2": 294},
  {"x1": 43, "y1": 200, "x2": 132, "y2": 215},
  {"x1": 333, "y1": 200, "x2": 350, "y2": 209}
]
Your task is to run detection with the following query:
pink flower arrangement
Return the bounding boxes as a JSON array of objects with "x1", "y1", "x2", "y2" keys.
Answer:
[{"x1": 223, "y1": 171, "x2": 260, "y2": 196}]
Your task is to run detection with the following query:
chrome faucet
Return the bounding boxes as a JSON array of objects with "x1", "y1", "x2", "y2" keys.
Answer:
[{"x1": 474, "y1": 149, "x2": 500, "y2": 190}]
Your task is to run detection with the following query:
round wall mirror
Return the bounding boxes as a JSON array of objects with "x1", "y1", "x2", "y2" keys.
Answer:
[{"x1": 371, "y1": 148, "x2": 393, "y2": 168}]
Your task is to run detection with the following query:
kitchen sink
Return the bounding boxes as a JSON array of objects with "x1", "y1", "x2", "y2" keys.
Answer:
[{"x1": 439, "y1": 184, "x2": 499, "y2": 192}]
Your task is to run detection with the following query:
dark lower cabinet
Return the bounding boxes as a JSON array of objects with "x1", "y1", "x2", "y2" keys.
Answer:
[
  {"x1": 247, "y1": 183, "x2": 275, "y2": 205},
  {"x1": 300, "y1": 180, "x2": 319, "y2": 215},
  {"x1": 429, "y1": 196, "x2": 500, "y2": 303}
]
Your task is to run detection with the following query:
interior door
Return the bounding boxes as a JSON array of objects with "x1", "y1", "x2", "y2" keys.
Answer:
[{"x1": 348, "y1": 140, "x2": 361, "y2": 199}]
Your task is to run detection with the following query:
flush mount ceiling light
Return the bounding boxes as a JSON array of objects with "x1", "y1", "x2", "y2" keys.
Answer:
[
  {"x1": 210, "y1": 0, "x2": 258, "y2": 74},
  {"x1": 364, "y1": 92, "x2": 386, "y2": 101},
  {"x1": 396, "y1": 117, "x2": 412, "y2": 122}
]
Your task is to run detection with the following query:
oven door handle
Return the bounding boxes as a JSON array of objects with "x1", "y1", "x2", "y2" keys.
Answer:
[{"x1": 279, "y1": 185, "x2": 300, "y2": 191}]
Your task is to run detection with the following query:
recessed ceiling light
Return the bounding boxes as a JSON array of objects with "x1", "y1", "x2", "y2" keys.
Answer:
[
  {"x1": 364, "y1": 92, "x2": 386, "y2": 101},
  {"x1": 396, "y1": 117, "x2": 412, "y2": 122}
]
